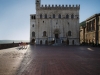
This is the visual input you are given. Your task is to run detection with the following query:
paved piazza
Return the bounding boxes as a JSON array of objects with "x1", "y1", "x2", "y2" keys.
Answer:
[{"x1": 0, "y1": 45, "x2": 100, "y2": 75}]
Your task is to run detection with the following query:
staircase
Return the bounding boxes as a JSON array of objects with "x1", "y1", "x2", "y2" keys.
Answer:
[{"x1": 53, "y1": 38, "x2": 62, "y2": 46}]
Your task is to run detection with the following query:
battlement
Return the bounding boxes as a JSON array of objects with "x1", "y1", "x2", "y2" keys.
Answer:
[{"x1": 40, "y1": 4, "x2": 80, "y2": 9}]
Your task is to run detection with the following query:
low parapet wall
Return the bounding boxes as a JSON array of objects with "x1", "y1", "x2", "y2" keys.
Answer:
[
  {"x1": 0, "y1": 43, "x2": 19, "y2": 49},
  {"x1": 0, "y1": 43, "x2": 29, "y2": 49}
]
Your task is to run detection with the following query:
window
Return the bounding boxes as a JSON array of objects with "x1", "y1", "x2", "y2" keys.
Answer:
[
  {"x1": 87, "y1": 23, "x2": 89, "y2": 31},
  {"x1": 31, "y1": 15, "x2": 36, "y2": 19},
  {"x1": 59, "y1": 14, "x2": 61, "y2": 18},
  {"x1": 31, "y1": 16, "x2": 33, "y2": 19},
  {"x1": 40, "y1": 14, "x2": 42, "y2": 19},
  {"x1": 66, "y1": 14, "x2": 69, "y2": 19},
  {"x1": 89, "y1": 22, "x2": 91, "y2": 31},
  {"x1": 53, "y1": 14, "x2": 55, "y2": 18},
  {"x1": 43, "y1": 31, "x2": 46, "y2": 36},
  {"x1": 68, "y1": 31, "x2": 71, "y2": 36},
  {"x1": 71, "y1": 14, "x2": 74, "y2": 19},
  {"x1": 37, "y1": 0, "x2": 39, "y2": 2},
  {"x1": 32, "y1": 24, "x2": 34, "y2": 27},
  {"x1": 45, "y1": 14, "x2": 47, "y2": 18},
  {"x1": 92, "y1": 20, "x2": 95, "y2": 30},
  {"x1": 34, "y1": 16, "x2": 36, "y2": 19},
  {"x1": 32, "y1": 32, "x2": 35, "y2": 37}
]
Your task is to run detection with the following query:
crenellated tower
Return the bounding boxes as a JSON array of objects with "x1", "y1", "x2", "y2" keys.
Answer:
[{"x1": 36, "y1": 0, "x2": 41, "y2": 9}]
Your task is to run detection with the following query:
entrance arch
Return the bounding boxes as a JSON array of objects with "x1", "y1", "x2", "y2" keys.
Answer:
[
  {"x1": 72, "y1": 40, "x2": 74, "y2": 45},
  {"x1": 55, "y1": 34, "x2": 59, "y2": 39},
  {"x1": 54, "y1": 29, "x2": 60, "y2": 39},
  {"x1": 67, "y1": 39, "x2": 69, "y2": 45},
  {"x1": 40, "y1": 40, "x2": 42, "y2": 45},
  {"x1": 31, "y1": 39, "x2": 35, "y2": 44},
  {"x1": 45, "y1": 40, "x2": 48, "y2": 45}
]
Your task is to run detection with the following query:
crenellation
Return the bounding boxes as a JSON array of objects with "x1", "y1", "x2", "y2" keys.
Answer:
[
  {"x1": 69, "y1": 5, "x2": 71, "y2": 7},
  {"x1": 62, "y1": 5, "x2": 64, "y2": 7},
  {"x1": 59, "y1": 5, "x2": 61, "y2": 7},
  {"x1": 41, "y1": 5, "x2": 44, "y2": 7},
  {"x1": 79, "y1": 4, "x2": 80, "y2": 9},
  {"x1": 52, "y1": 5, "x2": 54, "y2": 7},
  {"x1": 76, "y1": 5, "x2": 78, "y2": 7},
  {"x1": 55, "y1": 4, "x2": 57, "y2": 7},
  {"x1": 40, "y1": 4, "x2": 80, "y2": 9},
  {"x1": 66, "y1": 5, "x2": 68, "y2": 7},
  {"x1": 72, "y1": 5, "x2": 74, "y2": 7},
  {"x1": 76, "y1": 4, "x2": 80, "y2": 7},
  {"x1": 48, "y1": 4, "x2": 50, "y2": 7},
  {"x1": 45, "y1": 5, "x2": 47, "y2": 7}
]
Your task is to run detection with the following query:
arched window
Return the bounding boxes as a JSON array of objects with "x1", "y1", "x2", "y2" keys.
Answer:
[
  {"x1": 59, "y1": 14, "x2": 61, "y2": 18},
  {"x1": 66, "y1": 14, "x2": 69, "y2": 19},
  {"x1": 68, "y1": 31, "x2": 71, "y2": 36},
  {"x1": 40, "y1": 14, "x2": 42, "y2": 19},
  {"x1": 45, "y1": 14, "x2": 47, "y2": 18},
  {"x1": 43, "y1": 31, "x2": 46, "y2": 36},
  {"x1": 71, "y1": 14, "x2": 74, "y2": 19},
  {"x1": 32, "y1": 32, "x2": 35, "y2": 37},
  {"x1": 53, "y1": 14, "x2": 55, "y2": 18}
]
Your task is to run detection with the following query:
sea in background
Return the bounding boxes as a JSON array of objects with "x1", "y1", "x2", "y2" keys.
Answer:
[{"x1": 0, "y1": 40, "x2": 30, "y2": 44}]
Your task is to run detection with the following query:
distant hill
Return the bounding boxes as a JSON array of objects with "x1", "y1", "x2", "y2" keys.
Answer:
[
  {"x1": 0, "y1": 40, "x2": 29, "y2": 44},
  {"x1": 80, "y1": 21, "x2": 86, "y2": 27}
]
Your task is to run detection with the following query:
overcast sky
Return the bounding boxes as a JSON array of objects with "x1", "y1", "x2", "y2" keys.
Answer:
[{"x1": 0, "y1": 0, "x2": 100, "y2": 40}]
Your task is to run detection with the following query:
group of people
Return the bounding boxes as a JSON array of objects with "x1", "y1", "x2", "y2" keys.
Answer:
[{"x1": 19, "y1": 42, "x2": 28, "y2": 49}]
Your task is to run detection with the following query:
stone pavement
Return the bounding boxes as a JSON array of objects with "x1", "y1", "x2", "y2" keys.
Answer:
[{"x1": 0, "y1": 45, "x2": 100, "y2": 75}]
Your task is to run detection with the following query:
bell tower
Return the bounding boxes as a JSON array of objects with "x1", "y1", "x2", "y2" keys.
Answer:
[{"x1": 35, "y1": 0, "x2": 41, "y2": 9}]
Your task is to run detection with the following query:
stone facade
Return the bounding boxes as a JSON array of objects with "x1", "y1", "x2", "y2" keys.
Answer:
[
  {"x1": 80, "y1": 26, "x2": 84, "y2": 44},
  {"x1": 85, "y1": 13, "x2": 100, "y2": 45},
  {"x1": 80, "y1": 21, "x2": 86, "y2": 44},
  {"x1": 30, "y1": 0, "x2": 80, "y2": 45}
]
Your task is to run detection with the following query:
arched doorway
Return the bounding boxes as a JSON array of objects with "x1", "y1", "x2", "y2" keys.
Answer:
[
  {"x1": 54, "y1": 29, "x2": 60, "y2": 39},
  {"x1": 45, "y1": 40, "x2": 48, "y2": 45},
  {"x1": 55, "y1": 34, "x2": 59, "y2": 39},
  {"x1": 31, "y1": 39, "x2": 35, "y2": 44},
  {"x1": 40, "y1": 40, "x2": 42, "y2": 45},
  {"x1": 72, "y1": 40, "x2": 74, "y2": 45},
  {"x1": 67, "y1": 39, "x2": 69, "y2": 45}
]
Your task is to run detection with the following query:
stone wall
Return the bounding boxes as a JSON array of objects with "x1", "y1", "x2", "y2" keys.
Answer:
[{"x1": 0, "y1": 43, "x2": 19, "y2": 49}]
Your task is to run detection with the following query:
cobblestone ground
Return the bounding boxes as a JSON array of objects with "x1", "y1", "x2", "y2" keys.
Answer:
[{"x1": 0, "y1": 45, "x2": 100, "y2": 75}]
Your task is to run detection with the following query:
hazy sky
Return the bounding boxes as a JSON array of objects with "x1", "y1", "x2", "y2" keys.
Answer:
[{"x1": 0, "y1": 0, "x2": 100, "y2": 40}]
